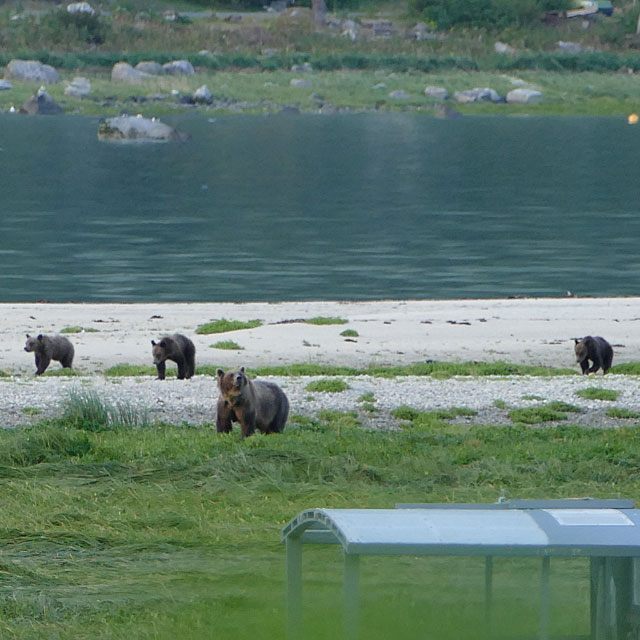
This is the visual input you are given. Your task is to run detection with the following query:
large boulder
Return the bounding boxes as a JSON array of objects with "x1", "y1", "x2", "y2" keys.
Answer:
[
  {"x1": 0, "y1": 80, "x2": 12, "y2": 90},
  {"x1": 6, "y1": 59, "x2": 59, "y2": 83},
  {"x1": 19, "y1": 87, "x2": 63, "y2": 115},
  {"x1": 64, "y1": 77, "x2": 91, "y2": 97},
  {"x1": 135, "y1": 61, "x2": 164, "y2": 75},
  {"x1": 506, "y1": 88, "x2": 543, "y2": 104},
  {"x1": 97, "y1": 115, "x2": 189, "y2": 142},
  {"x1": 162, "y1": 60, "x2": 195, "y2": 76},
  {"x1": 193, "y1": 85, "x2": 213, "y2": 104},
  {"x1": 453, "y1": 87, "x2": 503, "y2": 103},
  {"x1": 424, "y1": 86, "x2": 448, "y2": 100},
  {"x1": 111, "y1": 62, "x2": 152, "y2": 84},
  {"x1": 67, "y1": 1, "x2": 95, "y2": 14}
]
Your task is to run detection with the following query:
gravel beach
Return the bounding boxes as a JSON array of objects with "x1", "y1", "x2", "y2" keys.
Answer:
[
  {"x1": 3, "y1": 298, "x2": 640, "y2": 431},
  {"x1": 3, "y1": 372, "x2": 639, "y2": 430}
]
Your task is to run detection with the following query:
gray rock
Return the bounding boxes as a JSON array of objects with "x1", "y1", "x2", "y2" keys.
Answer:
[
  {"x1": 193, "y1": 84, "x2": 213, "y2": 104},
  {"x1": 97, "y1": 115, "x2": 189, "y2": 142},
  {"x1": 453, "y1": 87, "x2": 503, "y2": 103},
  {"x1": 372, "y1": 83, "x2": 387, "y2": 90},
  {"x1": 409, "y1": 22, "x2": 432, "y2": 41},
  {"x1": 20, "y1": 87, "x2": 63, "y2": 115},
  {"x1": 111, "y1": 62, "x2": 152, "y2": 84},
  {"x1": 0, "y1": 80, "x2": 12, "y2": 90},
  {"x1": 64, "y1": 77, "x2": 91, "y2": 97},
  {"x1": 494, "y1": 41, "x2": 517, "y2": 54},
  {"x1": 424, "y1": 86, "x2": 448, "y2": 100},
  {"x1": 290, "y1": 78, "x2": 312, "y2": 89},
  {"x1": 434, "y1": 104, "x2": 462, "y2": 119},
  {"x1": 135, "y1": 61, "x2": 164, "y2": 75},
  {"x1": 162, "y1": 60, "x2": 195, "y2": 76},
  {"x1": 67, "y1": 1, "x2": 95, "y2": 15},
  {"x1": 6, "y1": 59, "x2": 59, "y2": 83},
  {"x1": 388, "y1": 89, "x2": 410, "y2": 100},
  {"x1": 506, "y1": 88, "x2": 543, "y2": 104},
  {"x1": 291, "y1": 62, "x2": 313, "y2": 73},
  {"x1": 556, "y1": 41, "x2": 582, "y2": 53}
]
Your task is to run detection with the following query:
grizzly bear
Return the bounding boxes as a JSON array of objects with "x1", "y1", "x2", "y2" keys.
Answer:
[
  {"x1": 216, "y1": 367, "x2": 289, "y2": 438},
  {"x1": 24, "y1": 334, "x2": 74, "y2": 375},
  {"x1": 151, "y1": 334, "x2": 196, "y2": 380},
  {"x1": 574, "y1": 336, "x2": 613, "y2": 375}
]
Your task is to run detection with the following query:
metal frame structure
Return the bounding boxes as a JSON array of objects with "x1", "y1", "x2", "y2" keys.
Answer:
[{"x1": 281, "y1": 499, "x2": 640, "y2": 640}]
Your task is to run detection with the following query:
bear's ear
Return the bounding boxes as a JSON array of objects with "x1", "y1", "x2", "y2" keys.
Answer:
[
  {"x1": 26, "y1": 334, "x2": 30, "y2": 338},
  {"x1": 240, "y1": 366, "x2": 245, "y2": 374},
  {"x1": 216, "y1": 368, "x2": 225, "y2": 378},
  {"x1": 37, "y1": 334, "x2": 43, "y2": 341},
  {"x1": 151, "y1": 340, "x2": 156, "y2": 346},
  {"x1": 574, "y1": 338, "x2": 580, "y2": 344}
]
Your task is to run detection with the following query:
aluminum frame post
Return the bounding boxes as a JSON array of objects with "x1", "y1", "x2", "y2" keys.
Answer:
[
  {"x1": 343, "y1": 553, "x2": 360, "y2": 640},
  {"x1": 286, "y1": 536, "x2": 303, "y2": 639}
]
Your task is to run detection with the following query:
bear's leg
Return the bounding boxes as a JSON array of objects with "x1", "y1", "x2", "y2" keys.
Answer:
[
  {"x1": 579, "y1": 360, "x2": 589, "y2": 375},
  {"x1": 237, "y1": 408, "x2": 256, "y2": 438},
  {"x1": 175, "y1": 357, "x2": 186, "y2": 380},
  {"x1": 588, "y1": 357, "x2": 602, "y2": 374},
  {"x1": 36, "y1": 354, "x2": 50, "y2": 375},
  {"x1": 216, "y1": 404, "x2": 234, "y2": 433},
  {"x1": 268, "y1": 398, "x2": 289, "y2": 433},
  {"x1": 186, "y1": 354, "x2": 195, "y2": 379},
  {"x1": 60, "y1": 354, "x2": 73, "y2": 368},
  {"x1": 156, "y1": 361, "x2": 166, "y2": 380}
]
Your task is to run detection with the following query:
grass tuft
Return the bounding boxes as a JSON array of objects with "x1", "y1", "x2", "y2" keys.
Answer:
[
  {"x1": 210, "y1": 340, "x2": 244, "y2": 350},
  {"x1": 575, "y1": 388, "x2": 620, "y2": 402},
  {"x1": 196, "y1": 319, "x2": 261, "y2": 334},
  {"x1": 60, "y1": 326, "x2": 98, "y2": 333},
  {"x1": 605, "y1": 408, "x2": 640, "y2": 419},
  {"x1": 304, "y1": 317, "x2": 348, "y2": 325},
  {"x1": 305, "y1": 378, "x2": 350, "y2": 393}
]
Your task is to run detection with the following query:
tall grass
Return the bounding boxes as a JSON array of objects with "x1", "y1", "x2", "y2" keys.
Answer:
[
  {"x1": 61, "y1": 388, "x2": 150, "y2": 430},
  {"x1": 0, "y1": 409, "x2": 638, "y2": 637}
]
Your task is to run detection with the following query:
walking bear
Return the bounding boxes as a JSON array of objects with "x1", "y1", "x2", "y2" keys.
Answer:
[
  {"x1": 574, "y1": 336, "x2": 613, "y2": 375},
  {"x1": 24, "y1": 334, "x2": 74, "y2": 375},
  {"x1": 151, "y1": 334, "x2": 196, "y2": 380},
  {"x1": 216, "y1": 367, "x2": 289, "y2": 438}
]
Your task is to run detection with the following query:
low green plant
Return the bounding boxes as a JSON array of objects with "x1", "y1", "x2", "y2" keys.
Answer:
[
  {"x1": 508, "y1": 403, "x2": 580, "y2": 425},
  {"x1": 606, "y1": 408, "x2": 640, "y2": 419},
  {"x1": 60, "y1": 326, "x2": 98, "y2": 334},
  {"x1": 304, "y1": 317, "x2": 348, "y2": 325},
  {"x1": 358, "y1": 392, "x2": 376, "y2": 403},
  {"x1": 522, "y1": 394, "x2": 544, "y2": 401},
  {"x1": 493, "y1": 399, "x2": 508, "y2": 409},
  {"x1": 41, "y1": 367, "x2": 78, "y2": 377},
  {"x1": 105, "y1": 364, "x2": 158, "y2": 377},
  {"x1": 610, "y1": 362, "x2": 640, "y2": 375},
  {"x1": 210, "y1": 340, "x2": 244, "y2": 350},
  {"x1": 196, "y1": 319, "x2": 262, "y2": 334},
  {"x1": 21, "y1": 407, "x2": 42, "y2": 415},
  {"x1": 341, "y1": 329, "x2": 359, "y2": 337},
  {"x1": 305, "y1": 378, "x2": 350, "y2": 393},
  {"x1": 575, "y1": 388, "x2": 620, "y2": 402}
]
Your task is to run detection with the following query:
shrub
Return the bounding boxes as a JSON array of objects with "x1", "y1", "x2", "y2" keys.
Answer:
[
  {"x1": 210, "y1": 340, "x2": 244, "y2": 350},
  {"x1": 304, "y1": 317, "x2": 348, "y2": 325}
]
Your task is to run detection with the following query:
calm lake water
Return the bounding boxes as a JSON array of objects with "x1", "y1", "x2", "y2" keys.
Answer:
[{"x1": 1, "y1": 112, "x2": 639, "y2": 302}]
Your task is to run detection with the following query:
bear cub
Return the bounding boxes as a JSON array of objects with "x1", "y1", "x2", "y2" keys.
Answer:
[
  {"x1": 216, "y1": 367, "x2": 289, "y2": 438},
  {"x1": 151, "y1": 334, "x2": 196, "y2": 380},
  {"x1": 24, "y1": 334, "x2": 74, "y2": 375},
  {"x1": 574, "y1": 336, "x2": 613, "y2": 375}
]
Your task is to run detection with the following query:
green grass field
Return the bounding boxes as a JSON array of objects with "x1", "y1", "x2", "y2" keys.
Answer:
[{"x1": 1, "y1": 389, "x2": 639, "y2": 638}]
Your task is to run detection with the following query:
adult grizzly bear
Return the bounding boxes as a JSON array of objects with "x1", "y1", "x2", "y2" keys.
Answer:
[
  {"x1": 574, "y1": 336, "x2": 613, "y2": 375},
  {"x1": 24, "y1": 334, "x2": 74, "y2": 375},
  {"x1": 216, "y1": 367, "x2": 289, "y2": 438},
  {"x1": 151, "y1": 334, "x2": 196, "y2": 380}
]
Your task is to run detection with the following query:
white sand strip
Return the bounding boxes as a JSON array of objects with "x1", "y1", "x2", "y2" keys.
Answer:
[{"x1": 2, "y1": 297, "x2": 639, "y2": 375}]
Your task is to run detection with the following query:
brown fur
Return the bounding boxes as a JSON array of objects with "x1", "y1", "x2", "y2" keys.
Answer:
[
  {"x1": 151, "y1": 334, "x2": 196, "y2": 380},
  {"x1": 216, "y1": 367, "x2": 289, "y2": 438},
  {"x1": 574, "y1": 336, "x2": 613, "y2": 375},
  {"x1": 24, "y1": 333, "x2": 74, "y2": 375}
]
